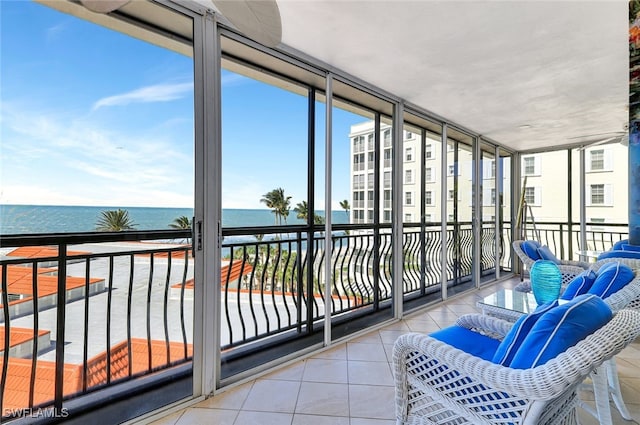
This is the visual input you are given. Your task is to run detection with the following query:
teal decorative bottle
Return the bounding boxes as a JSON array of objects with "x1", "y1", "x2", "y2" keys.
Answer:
[{"x1": 530, "y1": 260, "x2": 562, "y2": 305}]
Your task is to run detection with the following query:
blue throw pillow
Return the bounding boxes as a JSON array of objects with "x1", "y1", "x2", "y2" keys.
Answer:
[
  {"x1": 597, "y1": 250, "x2": 640, "y2": 260},
  {"x1": 588, "y1": 262, "x2": 634, "y2": 299},
  {"x1": 612, "y1": 239, "x2": 629, "y2": 250},
  {"x1": 431, "y1": 325, "x2": 501, "y2": 361},
  {"x1": 560, "y1": 270, "x2": 597, "y2": 300},
  {"x1": 509, "y1": 294, "x2": 612, "y2": 369},
  {"x1": 537, "y1": 245, "x2": 561, "y2": 264},
  {"x1": 522, "y1": 240, "x2": 542, "y2": 261},
  {"x1": 492, "y1": 301, "x2": 558, "y2": 366},
  {"x1": 621, "y1": 243, "x2": 640, "y2": 252}
]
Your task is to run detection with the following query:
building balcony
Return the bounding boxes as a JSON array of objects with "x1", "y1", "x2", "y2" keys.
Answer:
[
  {"x1": 0, "y1": 221, "x2": 635, "y2": 423},
  {"x1": 149, "y1": 276, "x2": 640, "y2": 425}
]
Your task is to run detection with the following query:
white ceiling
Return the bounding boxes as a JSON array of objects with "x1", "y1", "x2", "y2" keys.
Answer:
[{"x1": 274, "y1": 1, "x2": 629, "y2": 152}]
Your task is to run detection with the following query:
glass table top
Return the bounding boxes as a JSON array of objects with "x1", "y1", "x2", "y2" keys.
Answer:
[{"x1": 477, "y1": 288, "x2": 538, "y2": 316}]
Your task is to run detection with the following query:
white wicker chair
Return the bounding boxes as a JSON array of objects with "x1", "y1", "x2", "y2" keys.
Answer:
[
  {"x1": 579, "y1": 258, "x2": 640, "y2": 424},
  {"x1": 393, "y1": 309, "x2": 640, "y2": 425},
  {"x1": 512, "y1": 240, "x2": 589, "y2": 287}
]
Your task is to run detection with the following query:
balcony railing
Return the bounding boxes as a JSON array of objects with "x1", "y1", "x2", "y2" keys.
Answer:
[{"x1": 0, "y1": 220, "x2": 628, "y2": 421}]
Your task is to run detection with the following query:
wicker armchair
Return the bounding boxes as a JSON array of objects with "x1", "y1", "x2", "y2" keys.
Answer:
[
  {"x1": 393, "y1": 309, "x2": 640, "y2": 425},
  {"x1": 512, "y1": 240, "x2": 589, "y2": 287},
  {"x1": 580, "y1": 258, "x2": 640, "y2": 423}
]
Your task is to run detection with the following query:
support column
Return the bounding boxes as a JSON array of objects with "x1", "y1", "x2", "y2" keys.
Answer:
[{"x1": 630, "y1": 2, "x2": 640, "y2": 245}]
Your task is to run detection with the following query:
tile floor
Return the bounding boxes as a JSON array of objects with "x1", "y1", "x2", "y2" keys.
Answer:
[{"x1": 149, "y1": 278, "x2": 640, "y2": 425}]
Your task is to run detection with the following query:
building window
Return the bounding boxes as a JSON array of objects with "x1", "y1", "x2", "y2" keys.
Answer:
[
  {"x1": 425, "y1": 214, "x2": 432, "y2": 222},
  {"x1": 448, "y1": 164, "x2": 455, "y2": 176},
  {"x1": 384, "y1": 149, "x2": 392, "y2": 168},
  {"x1": 405, "y1": 131, "x2": 413, "y2": 139},
  {"x1": 523, "y1": 156, "x2": 538, "y2": 175},
  {"x1": 367, "y1": 172, "x2": 374, "y2": 188},
  {"x1": 367, "y1": 133, "x2": 374, "y2": 151},
  {"x1": 448, "y1": 214, "x2": 454, "y2": 221},
  {"x1": 425, "y1": 144, "x2": 433, "y2": 159},
  {"x1": 404, "y1": 213, "x2": 412, "y2": 222},
  {"x1": 367, "y1": 152, "x2": 374, "y2": 169},
  {"x1": 425, "y1": 190, "x2": 433, "y2": 206},
  {"x1": 353, "y1": 153, "x2": 365, "y2": 171},
  {"x1": 383, "y1": 171, "x2": 391, "y2": 188},
  {"x1": 405, "y1": 191, "x2": 413, "y2": 206},
  {"x1": 491, "y1": 160, "x2": 496, "y2": 178},
  {"x1": 524, "y1": 187, "x2": 535, "y2": 205},
  {"x1": 367, "y1": 210, "x2": 374, "y2": 222},
  {"x1": 590, "y1": 149, "x2": 604, "y2": 171},
  {"x1": 405, "y1": 147, "x2": 413, "y2": 162},
  {"x1": 384, "y1": 190, "x2": 392, "y2": 209},
  {"x1": 448, "y1": 189, "x2": 455, "y2": 201},
  {"x1": 425, "y1": 167, "x2": 433, "y2": 182},
  {"x1": 590, "y1": 184, "x2": 605, "y2": 205},
  {"x1": 368, "y1": 190, "x2": 374, "y2": 207},
  {"x1": 383, "y1": 210, "x2": 392, "y2": 222},
  {"x1": 383, "y1": 129, "x2": 391, "y2": 147},
  {"x1": 405, "y1": 169, "x2": 413, "y2": 184},
  {"x1": 491, "y1": 188, "x2": 496, "y2": 206},
  {"x1": 353, "y1": 135, "x2": 364, "y2": 153}
]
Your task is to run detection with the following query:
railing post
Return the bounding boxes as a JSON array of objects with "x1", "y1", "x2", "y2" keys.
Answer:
[
  {"x1": 560, "y1": 223, "x2": 565, "y2": 260},
  {"x1": 55, "y1": 243, "x2": 67, "y2": 414}
]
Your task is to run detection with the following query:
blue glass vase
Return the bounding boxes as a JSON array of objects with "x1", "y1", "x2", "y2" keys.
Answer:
[{"x1": 530, "y1": 260, "x2": 562, "y2": 306}]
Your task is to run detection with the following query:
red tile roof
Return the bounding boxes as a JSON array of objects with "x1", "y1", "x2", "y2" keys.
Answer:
[
  {"x1": 7, "y1": 247, "x2": 89, "y2": 259},
  {"x1": 0, "y1": 339, "x2": 192, "y2": 412},
  {"x1": 172, "y1": 261, "x2": 253, "y2": 289},
  {"x1": 0, "y1": 327, "x2": 49, "y2": 351},
  {"x1": 0, "y1": 265, "x2": 103, "y2": 307}
]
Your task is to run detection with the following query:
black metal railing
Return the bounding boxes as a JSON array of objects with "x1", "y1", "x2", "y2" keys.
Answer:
[
  {"x1": 0, "y1": 220, "x2": 628, "y2": 420},
  {"x1": 0, "y1": 231, "x2": 192, "y2": 421}
]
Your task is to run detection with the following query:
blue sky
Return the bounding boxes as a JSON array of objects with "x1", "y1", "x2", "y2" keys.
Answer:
[{"x1": 0, "y1": 1, "x2": 361, "y2": 210}]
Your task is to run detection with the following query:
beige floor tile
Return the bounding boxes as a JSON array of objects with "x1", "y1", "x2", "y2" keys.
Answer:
[
  {"x1": 379, "y1": 321, "x2": 410, "y2": 331},
  {"x1": 348, "y1": 385, "x2": 395, "y2": 420},
  {"x1": 350, "y1": 332, "x2": 383, "y2": 345},
  {"x1": 264, "y1": 360, "x2": 306, "y2": 381},
  {"x1": 378, "y1": 330, "x2": 407, "y2": 344},
  {"x1": 311, "y1": 344, "x2": 348, "y2": 360},
  {"x1": 174, "y1": 408, "x2": 237, "y2": 425},
  {"x1": 197, "y1": 382, "x2": 253, "y2": 409},
  {"x1": 295, "y1": 382, "x2": 350, "y2": 416},
  {"x1": 403, "y1": 319, "x2": 440, "y2": 333},
  {"x1": 347, "y1": 361, "x2": 394, "y2": 386},
  {"x1": 302, "y1": 358, "x2": 348, "y2": 383},
  {"x1": 234, "y1": 411, "x2": 293, "y2": 425},
  {"x1": 346, "y1": 342, "x2": 387, "y2": 362},
  {"x1": 291, "y1": 414, "x2": 350, "y2": 425},
  {"x1": 444, "y1": 303, "x2": 480, "y2": 315},
  {"x1": 242, "y1": 379, "x2": 300, "y2": 413},
  {"x1": 382, "y1": 344, "x2": 394, "y2": 363}
]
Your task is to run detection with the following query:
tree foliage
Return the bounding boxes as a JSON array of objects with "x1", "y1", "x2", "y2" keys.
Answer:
[{"x1": 96, "y1": 209, "x2": 136, "y2": 232}]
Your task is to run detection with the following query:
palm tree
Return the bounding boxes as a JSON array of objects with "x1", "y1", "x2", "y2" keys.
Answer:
[
  {"x1": 260, "y1": 188, "x2": 291, "y2": 225},
  {"x1": 170, "y1": 215, "x2": 191, "y2": 229},
  {"x1": 96, "y1": 209, "x2": 136, "y2": 232},
  {"x1": 294, "y1": 200, "x2": 309, "y2": 221},
  {"x1": 340, "y1": 199, "x2": 350, "y2": 221}
]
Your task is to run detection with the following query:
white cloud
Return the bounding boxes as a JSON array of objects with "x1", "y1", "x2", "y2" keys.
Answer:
[{"x1": 92, "y1": 82, "x2": 193, "y2": 110}]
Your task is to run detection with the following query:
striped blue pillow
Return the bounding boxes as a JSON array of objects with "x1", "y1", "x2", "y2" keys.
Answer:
[
  {"x1": 492, "y1": 301, "x2": 558, "y2": 366},
  {"x1": 509, "y1": 294, "x2": 612, "y2": 369}
]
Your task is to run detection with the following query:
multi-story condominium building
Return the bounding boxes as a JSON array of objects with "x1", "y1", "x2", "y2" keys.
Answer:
[{"x1": 350, "y1": 121, "x2": 628, "y2": 229}]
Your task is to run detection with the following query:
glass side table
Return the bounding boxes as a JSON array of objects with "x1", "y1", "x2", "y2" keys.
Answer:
[
  {"x1": 476, "y1": 288, "x2": 538, "y2": 322},
  {"x1": 575, "y1": 250, "x2": 603, "y2": 262}
]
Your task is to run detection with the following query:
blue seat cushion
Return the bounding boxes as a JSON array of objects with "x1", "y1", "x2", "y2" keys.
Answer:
[
  {"x1": 560, "y1": 270, "x2": 597, "y2": 300},
  {"x1": 522, "y1": 240, "x2": 542, "y2": 261},
  {"x1": 588, "y1": 262, "x2": 634, "y2": 299},
  {"x1": 492, "y1": 301, "x2": 557, "y2": 366},
  {"x1": 537, "y1": 245, "x2": 561, "y2": 264},
  {"x1": 597, "y1": 250, "x2": 640, "y2": 260},
  {"x1": 509, "y1": 294, "x2": 612, "y2": 369},
  {"x1": 620, "y1": 243, "x2": 640, "y2": 252},
  {"x1": 430, "y1": 325, "x2": 500, "y2": 361},
  {"x1": 612, "y1": 239, "x2": 629, "y2": 250}
]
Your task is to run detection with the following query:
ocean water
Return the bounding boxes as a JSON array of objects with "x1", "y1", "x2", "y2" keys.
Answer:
[{"x1": 0, "y1": 205, "x2": 348, "y2": 235}]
